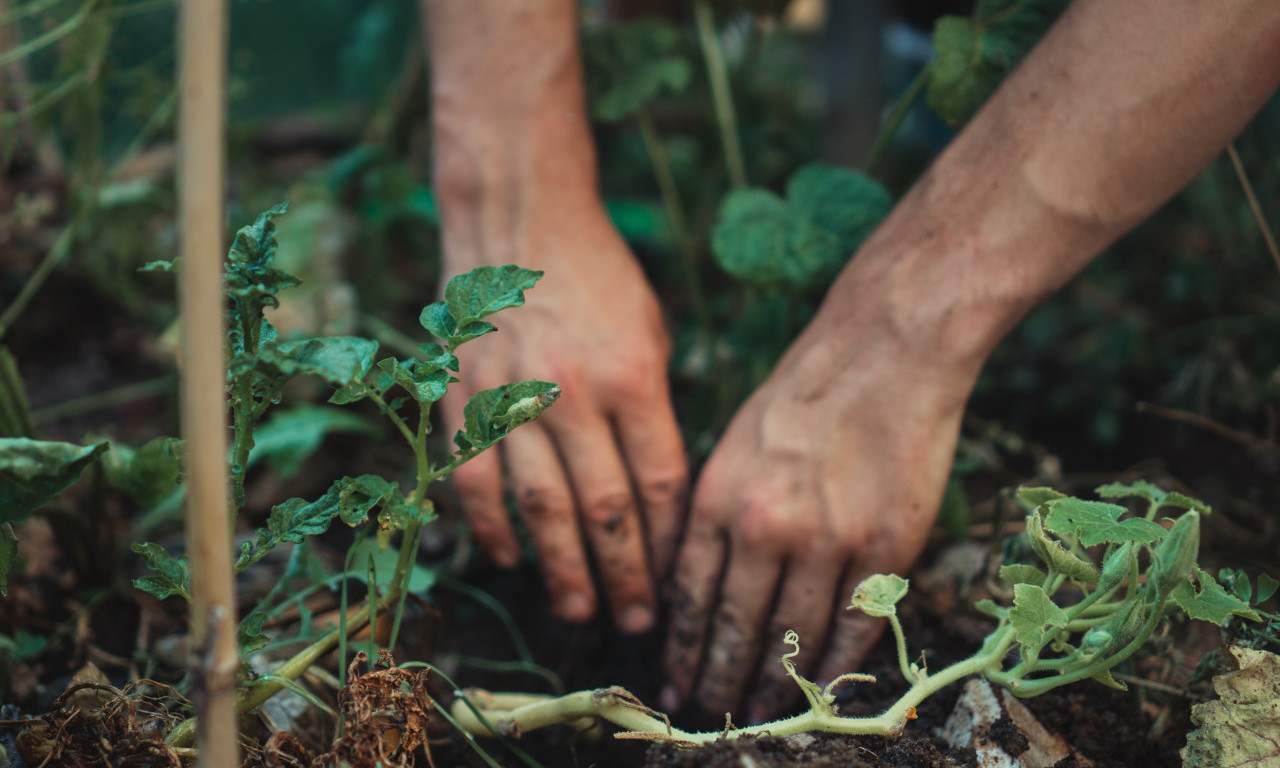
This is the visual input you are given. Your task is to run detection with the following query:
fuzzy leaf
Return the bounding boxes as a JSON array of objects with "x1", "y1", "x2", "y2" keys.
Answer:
[
  {"x1": 103, "y1": 437, "x2": 183, "y2": 508},
  {"x1": 1026, "y1": 510, "x2": 1099, "y2": 585},
  {"x1": 1181, "y1": 646, "x2": 1280, "y2": 768},
  {"x1": 1152, "y1": 510, "x2": 1199, "y2": 597},
  {"x1": 131, "y1": 542, "x2": 190, "y2": 601},
  {"x1": 1016, "y1": 486, "x2": 1067, "y2": 510},
  {"x1": 0, "y1": 522, "x2": 17, "y2": 596},
  {"x1": 1172, "y1": 568, "x2": 1262, "y2": 624},
  {"x1": 239, "y1": 611, "x2": 270, "y2": 655},
  {"x1": 0, "y1": 438, "x2": 108, "y2": 522},
  {"x1": 247, "y1": 406, "x2": 378, "y2": 478},
  {"x1": 583, "y1": 19, "x2": 691, "y2": 122},
  {"x1": 712, "y1": 165, "x2": 892, "y2": 291},
  {"x1": 847, "y1": 574, "x2": 909, "y2": 618},
  {"x1": 999, "y1": 563, "x2": 1047, "y2": 587},
  {"x1": 1043, "y1": 497, "x2": 1165, "y2": 546},
  {"x1": 927, "y1": 0, "x2": 1067, "y2": 126},
  {"x1": 1009, "y1": 583, "x2": 1068, "y2": 647}
]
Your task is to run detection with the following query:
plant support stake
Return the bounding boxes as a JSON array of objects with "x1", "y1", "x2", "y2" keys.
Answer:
[{"x1": 178, "y1": 0, "x2": 237, "y2": 766}]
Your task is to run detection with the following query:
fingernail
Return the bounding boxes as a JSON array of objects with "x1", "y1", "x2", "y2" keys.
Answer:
[
  {"x1": 659, "y1": 684, "x2": 681, "y2": 713},
  {"x1": 492, "y1": 548, "x2": 520, "y2": 568},
  {"x1": 556, "y1": 592, "x2": 594, "y2": 623},
  {"x1": 619, "y1": 603, "x2": 654, "y2": 634}
]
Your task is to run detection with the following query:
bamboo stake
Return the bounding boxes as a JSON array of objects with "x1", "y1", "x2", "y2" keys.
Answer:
[{"x1": 177, "y1": 0, "x2": 236, "y2": 766}]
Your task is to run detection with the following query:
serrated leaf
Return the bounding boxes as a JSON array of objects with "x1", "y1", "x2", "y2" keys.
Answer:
[
  {"x1": 1, "y1": 522, "x2": 17, "y2": 596},
  {"x1": 1256, "y1": 573, "x2": 1279, "y2": 604},
  {"x1": 103, "y1": 437, "x2": 183, "y2": 508},
  {"x1": 583, "y1": 19, "x2": 691, "y2": 122},
  {"x1": 711, "y1": 165, "x2": 892, "y2": 291},
  {"x1": 131, "y1": 542, "x2": 190, "y2": 601},
  {"x1": 239, "y1": 611, "x2": 270, "y2": 655},
  {"x1": 999, "y1": 563, "x2": 1047, "y2": 587},
  {"x1": 926, "y1": 0, "x2": 1067, "y2": 127},
  {"x1": 1181, "y1": 646, "x2": 1280, "y2": 768},
  {"x1": 1171, "y1": 568, "x2": 1262, "y2": 624},
  {"x1": 1016, "y1": 486, "x2": 1067, "y2": 509},
  {"x1": 0, "y1": 438, "x2": 108, "y2": 522},
  {"x1": 1009, "y1": 583, "x2": 1068, "y2": 647},
  {"x1": 1026, "y1": 510, "x2": 1099, "y2": 585},
  {"x1": 1043, "y1": 497, "x2": 1165, "y2": 546},
  {"x1": 247, "y1": 405, "x2": 378, "y2": 478},
  {"x1": 847, "y1": 573, "x2": 909, "y2": 618}
]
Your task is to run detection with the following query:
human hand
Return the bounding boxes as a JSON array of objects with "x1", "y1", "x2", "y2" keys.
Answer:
[
  {"x1": 662, "y1": 294, "x2": 977, "y2": 723},
  {"x1": 439, "y1": 209, "x2": 688, "y2": 634}
]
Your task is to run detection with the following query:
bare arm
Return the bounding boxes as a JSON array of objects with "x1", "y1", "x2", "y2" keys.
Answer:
[
  {"x1": 666, "y1": 0, "x2": 1280, "y2": 720},
  {"x1": 421, "y1": 0, "x2": 688, "y2": 633}
]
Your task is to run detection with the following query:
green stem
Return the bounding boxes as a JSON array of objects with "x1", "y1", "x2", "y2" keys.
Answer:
[
  {"x1": 693, "y1": 0, "x2": 746, "y2": 188},
  {"x1": 863, "y1": 66, "x2": 930, "y2": 176},
  {"x1": 0, "y1": 0, "x2": 95, "y2": 67},
  {"x1": 887, "y1": 614, "x2": 916, "y2": 682},
  {"x1": 31, "y1": 374, "x2": 175, "y2": 425},
  {"x1": 635, "y1": 108, "x2": 711, "y2": 339},
  {"x1": 367, "y1": 390, "x2": 418, "y2": 450},
  {"x1": 0, "y1": 214, "x2": 77, "y2": 342}
]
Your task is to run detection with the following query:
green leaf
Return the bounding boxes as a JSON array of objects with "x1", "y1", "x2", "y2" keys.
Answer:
[
  {"x1": 103, "y1": 437, "x2": 183, "y2": 508},
  {"x1": 377, "y1": 357, "x2": 452, "y2": 405},
  {"x1": 131, "y1": 542, "x2": 190, "y2": 601},
  {"x1": 347, "y1": 537, "x2": 435, "y2": 592},
  {"x1": 224, "y1": 203, "x2": 300, "y2": 314},
  {"x1": 583, "y1": 19, "x2": 691, "y2": 122},
  {"x1": 0, "y1": 522, "x2": 17, "y2": 596},
  {"x1": 1043, "y1": 497, "x2": 1165, "y2": 547},
  {"x1": 1171, "y1": 568, "x2": 1261, "y2": 624},
  {"x1": 1025, "y1": 510, "x2": 1099, "y2": 585},
  {"x1": 428, "y1": 266, "x2": 543, "y2": 348},
  {"x1": 1159, "y1": 491, "x2": 1211, "y2": 516},
  {"x1": 926, "y1": 0, "x2": 1068, "y2": 127},
  {"x1": 247, "y1": 406, "x2": 379, "y2": 478},
  {"x1": 1094, "y1": 480, "x2": 1167, "y2": 506},
  {"x1": 0, "y1": 629, "x2": 47, "y2": 662},
  {"x1": 457, "y1": 381, "x2": 561, "y2": 453},
  {"x1": 999, "y1": 563, "x2": 1047, "y2": 587},
  {"x1": 378, "y1": 499, "x2": 434, "y2": 533},
  {"x1": 711, "y1": 165, "x2": 893, "y2": 291},
  {"x1": 239, "y1": 611, "x2": 270, "y2": 655},
  {"x1": 336, "y1": 474, "x2": 404, "y2": 526},
  {"x1": 236, "y1": 482, "x2": 349, "y2": 573},
  {"x1": 974, "y1": 598, "x2": 1006, "y2": 619},
  {"x1": 0, "y1": 438, "x2": 108, "y2": 522},
  {"x1": 1256, "y1": 573, "x2": 1279, "y2": 604},
  {"x1": 272, "y1": 337, "x2": 379, "y2": 387},
  {"x1": 1009, "y1": 583, "x2": 1068, "y2": 647},
  {"x1": 847, "y1": 573, "x2": 909, "y2": 618},
  {"x1": 1181, "y1": 646, "x2": 1280, "y2": 768},
  {"x1": 1016, "y1": 486, "x2": 1067, "y2": 510}
]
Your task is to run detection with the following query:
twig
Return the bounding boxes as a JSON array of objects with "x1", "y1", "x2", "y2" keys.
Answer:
[
  {"x1": 1226, "y1": 142, "x2": 1280, "y2": 276},
  {"x1": 31, "y1": 374, "x2": 176, "y2": 424},
  {"x1": 1135, "y1": 401, "x2": 1280, "y2": 458},
  {"x1": 693, "y1": 0, "x2": 746, "y2": 188},
  {"x1": 864, "y1": 66, "x2": 930, "y2": 176}
]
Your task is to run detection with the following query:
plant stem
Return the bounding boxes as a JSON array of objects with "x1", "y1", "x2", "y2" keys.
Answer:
[
  {"x1": 0, "y1": 215, "x2": 76, "y2": 342},
  {"x1": 887, "y1": 614, "x2": 916, "y2": 682},
  {"x1": 29, "y1": 374, "x2": 175, "y2": 425},
  {"x1": 1226, "y1": 142, "x2": 1280, "y2": 275},
  {"x1": 635, "y1": 108, "x2": 711, "y2": 339},
  {"x1": 863, "y1": 66, "x2": 930, "y2": 177},
  {"x1": 367, "y1": 391, "x2": 418, "y2": 450},
  {"x1": 693, "y1": 0, "x2": 746, "y2": 188}
]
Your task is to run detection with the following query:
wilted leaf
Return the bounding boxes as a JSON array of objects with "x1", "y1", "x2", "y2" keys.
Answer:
[
  {"x1": 0, "y1": 438, "x2": 108, "y2": 522},
  {"x1": 336, "y1": 474, "x2": 404, "y2": 526},
  {"x1": 1009, "y1": 583, "x2": 1068, "y2": 647},
  {"x1": 1043, "y1": 497, "x2": 1165, "y2": 546},
  {"x1": 1171, "y1": 568, "x2": 1261, "y2": 624},
  {"x1": 1181, "y1": 646, "x2": 1280, "y2": 768},
  {"x1": 712, "y1": 164, "x2": 892, "y2": 290},
  {"x1": 1025, "y1": 510, "x2": 1099, "y2": 585},
  {"x1": 225, "y1": 203, "x2": 300, "y2": 314},
  {"x1": 103, "y1": 437, "x2": 183, "y2": 508},
  {"x1": 247, "y1": 406, "x2": 378, "y2": 478},
  {"x1": 847, "y1": 573, "x2": 909, "y2": 618},
  {"x1": 131, "y1": 542, "x2": 190, "y2": 601},
  {"x1": 926, "y1": 0, "x2": 1067, "y2": 126},
  {"x1": 583, "y1": 19, "x2": 691, "y2": 122}
]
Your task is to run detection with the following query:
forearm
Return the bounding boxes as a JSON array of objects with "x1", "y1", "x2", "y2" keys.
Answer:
[
  {"x1": 826, "y1": 0, "x2": 1280, "y2": 383},
  {"x1": 420, "y1": 0, "x2": 602, "y2": 265}
]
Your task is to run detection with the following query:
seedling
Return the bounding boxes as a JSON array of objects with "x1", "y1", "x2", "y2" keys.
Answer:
[{"x1": 450, "y1": 482, "x2": 1261, "y2": 746}]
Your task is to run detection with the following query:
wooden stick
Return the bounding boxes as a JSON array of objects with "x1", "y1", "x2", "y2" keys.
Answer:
[{"x1": 177, "y1": 0, "x2": 236, "y2": 766}]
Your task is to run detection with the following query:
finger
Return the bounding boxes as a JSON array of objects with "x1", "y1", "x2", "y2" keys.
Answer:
[
  {"x1": 693, "y1": 546, "x2": 784, "y2": 716},
  {"x1": 548, "y1": 413, "x2": 656, "y2": 634},
  {"x1": 662, "y1": 515, "x2": 726, "y2": 707},
  {"x1": 501, "y1": 423, "x2": 597, "y2": 624},
  {"x1": 744, "y1": 557, "x2": 841, "y2": 724},
  {"x1": 815, "y1": 568, "x2": 891, "y2": 686},
  {"x1": 612, "y1": 388, "x2": 688, "y2": 580}
]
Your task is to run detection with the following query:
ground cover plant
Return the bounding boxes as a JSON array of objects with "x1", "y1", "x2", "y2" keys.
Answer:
[{"x1": 3, "y1": 0, "x2": 1280, "y2": 766}]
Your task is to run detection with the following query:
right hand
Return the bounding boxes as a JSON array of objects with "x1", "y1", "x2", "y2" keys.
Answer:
[{"x1": 439, "y1": 205, "x2": 688, "y2": 634}]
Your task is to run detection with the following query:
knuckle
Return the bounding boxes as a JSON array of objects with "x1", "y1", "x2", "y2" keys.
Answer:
[
  {"x1": 581, "y1": 491, "x2": 637, "y2": 537},
  {"x1": 517, "y1": 485, "x2": 572, "y2": 523},
  {"x1": 636, "y1": 472, "x2": 688, "y2": 514}
]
